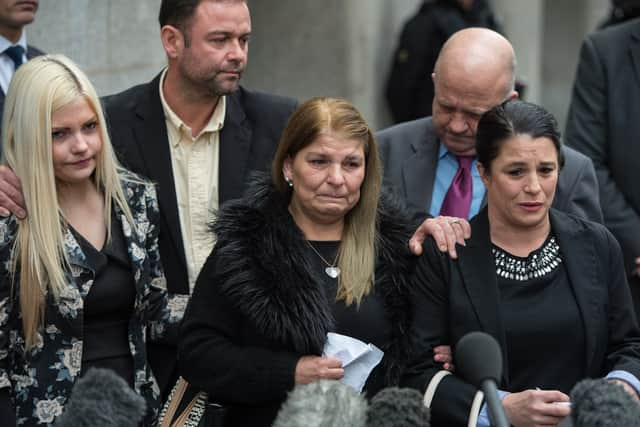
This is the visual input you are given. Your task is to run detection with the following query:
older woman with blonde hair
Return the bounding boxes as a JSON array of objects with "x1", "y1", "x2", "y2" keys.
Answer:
[
  {"x1": 178, "y1": 97, "x2": 429, "y2": 426},
  {"x1": 0, "y1": 54, "x2": 187, "y2": 426}
]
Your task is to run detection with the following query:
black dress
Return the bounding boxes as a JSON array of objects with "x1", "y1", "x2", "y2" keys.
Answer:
[
  {"x1": 306, "y1": 240, "x2": 392, "y2": 395},
  {"x1": 178, "y1": 181, "x2": 418, "y2": 427},
  {"x1": 493, "y1": 234, "x2": 586, "y2": 393},
  {"x1": 71, "y1": 214, "x2": 136, "y2": 387}
]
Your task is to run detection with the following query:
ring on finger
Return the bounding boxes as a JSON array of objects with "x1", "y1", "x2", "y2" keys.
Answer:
[{"x1": 449, "y1": 219, "x2": 461, "y2": 225}]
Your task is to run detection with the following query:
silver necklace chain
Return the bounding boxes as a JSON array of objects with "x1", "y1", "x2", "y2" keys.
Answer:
[{"x1": 306, "y1": 240, "x2": 341, "y2": 278}]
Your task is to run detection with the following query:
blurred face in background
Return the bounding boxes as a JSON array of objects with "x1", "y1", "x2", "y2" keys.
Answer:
[{"x1": 0, "y1": 0, "x2": 38, "y2": 41}]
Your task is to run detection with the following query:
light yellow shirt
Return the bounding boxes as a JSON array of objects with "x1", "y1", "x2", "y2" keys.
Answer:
[{"x1": 159, "y1": 69, "x2": 225, "y2": 291}]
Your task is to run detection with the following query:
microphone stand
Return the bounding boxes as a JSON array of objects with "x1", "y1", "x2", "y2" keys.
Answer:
[{"x1": 481, "y1": 379, "x2": 510, "y2": 427}]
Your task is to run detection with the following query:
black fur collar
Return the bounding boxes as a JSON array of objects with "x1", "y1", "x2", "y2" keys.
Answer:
[{"x1": 210, "y1": 176, "x2": 417, "y2": 384}]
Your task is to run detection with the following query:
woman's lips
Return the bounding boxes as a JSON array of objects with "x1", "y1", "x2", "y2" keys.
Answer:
[
  {"x1": 70, "y1": 158, "x2": 92, "y2": 168},
  {"x1": 518, "y1": 202, "x2": 544, "y2": 211}
]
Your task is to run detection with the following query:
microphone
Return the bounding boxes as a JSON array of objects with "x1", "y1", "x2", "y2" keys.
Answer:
[
  {"x1": 272, "y1": 380, "x2": 368, "y2": 427},
  {"x1": 455, "y1": 331, "x2": 510, "y2": 427},
  {"x1": 54, "y1": 368, "x2": 146, "y2": 427},
  {"x1": 366, "y1": 387, "x2": 430, "y2": 427},
  {"x1": 570, "y1": 378, "x2": 640, "y2": 427}
]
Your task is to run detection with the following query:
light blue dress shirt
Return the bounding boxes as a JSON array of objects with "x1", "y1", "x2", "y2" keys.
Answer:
[
  {"x1": 429, "y1": 143, "x2": 485, "y2": 219},
  {"x1": 476, "y1": 372, "x2": 640, "y2": 426}
]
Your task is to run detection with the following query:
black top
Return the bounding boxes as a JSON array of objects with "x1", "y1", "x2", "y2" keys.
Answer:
[
  {"x1": 410, "y1": 208, "x2": 640, "y2": 427},
  {"x1": 305, "y1": 240, "x2": 391, "y2": 395},
  {"x1": 71, "y1": 214, "x2": 136, "y2": 387},
  {"x1": 493, "y1": 235, "x2": 586, "y2": 394}
]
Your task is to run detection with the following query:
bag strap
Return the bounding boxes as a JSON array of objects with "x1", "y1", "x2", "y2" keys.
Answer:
[
  {"x1": 467, "y1": 390, "x2": 485, "y2": 427},
  {"x1": 423, "y1": 370, "x2": 452, "y2": 408},
  {"x1": 159, "y1": 377, "x2": 189, "y2": 427},
  {"x1": 172, "y1": 391, "x2": 202, "y2": 427}
]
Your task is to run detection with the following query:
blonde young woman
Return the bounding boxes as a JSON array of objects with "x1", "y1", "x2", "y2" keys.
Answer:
[
  {"x1": 0, "y1": 55, "x2": 187, "y2": 426},
  {"x1": 178, "y1": 97, "x2": 430, "y2": 427}
]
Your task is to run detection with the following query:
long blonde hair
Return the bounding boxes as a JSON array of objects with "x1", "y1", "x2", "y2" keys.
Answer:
[
  {"x1": 1, "y1": 54, "x2": 136, "y2": 349},
  {"x1": 272, "y1": 97, "x2": 382, "y2": 305}
]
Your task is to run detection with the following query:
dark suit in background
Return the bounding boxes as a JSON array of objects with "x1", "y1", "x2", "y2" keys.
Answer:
[
  {"x1": 0, "y1": 45, "x2": 44, "y2": 144},
  {"x1": 103, "y1": 74, "x2": 297, "y2": 395},
  {"x1": 377, "y1": 117, "x2": 603, "y2": 223},
  {"x1": 565, "y1": 17, "x2": 640, "y2": 315}
]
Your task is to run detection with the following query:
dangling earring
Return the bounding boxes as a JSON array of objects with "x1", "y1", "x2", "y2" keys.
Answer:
[{"x1": 285, "y1": 176, "x2": 293, "y2": 188}]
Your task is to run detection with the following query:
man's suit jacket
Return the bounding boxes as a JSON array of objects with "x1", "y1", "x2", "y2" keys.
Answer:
[
  {"x1": 565, "y1": 18, "x2": 640, "y2": 282},
  {"x1": 377, "y1": 117, "x2": 603, "y2": 223},
  {"x1": 405, "y1": 208, "x2": 640, "y2": 427},
  {"x1": 103, "y1": 74, "x2": 297, "y2": 395},
  {"x1": 0, "y1": 45, "x2": 44, "y2": 146}
]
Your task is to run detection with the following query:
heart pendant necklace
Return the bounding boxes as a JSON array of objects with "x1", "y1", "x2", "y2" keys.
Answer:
[{"x1": 306, "y1": 241, "x2": 341, "y2": 278}]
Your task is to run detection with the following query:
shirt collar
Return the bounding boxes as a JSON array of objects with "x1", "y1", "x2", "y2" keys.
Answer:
[
  {"x1": 438, "y1": 142, "x2": 480, "y2": 176},
  {"x1": 158, "y1": 68, "x2": 226, "y2": 147},
  {"x1": 0, "y1": 31, "x2": 27, "y2": 53}
]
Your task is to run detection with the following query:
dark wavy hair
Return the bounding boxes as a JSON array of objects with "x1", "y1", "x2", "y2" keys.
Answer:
[{"x1": 476, "y1": 99, "x2": 564, "y2": 173}]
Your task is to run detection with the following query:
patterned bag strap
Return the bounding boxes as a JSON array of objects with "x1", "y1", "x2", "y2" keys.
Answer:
[
  {"x1": 159, "y1": 377, "x2": 189, "y2": 427},
  {"x1": 172, "y1": 390, "x2": 203, "y2": 427}
]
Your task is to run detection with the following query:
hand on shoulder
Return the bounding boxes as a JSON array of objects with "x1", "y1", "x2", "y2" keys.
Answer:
[{"x1": 409, "y1": 215, "x2": 471, "y2": 258}]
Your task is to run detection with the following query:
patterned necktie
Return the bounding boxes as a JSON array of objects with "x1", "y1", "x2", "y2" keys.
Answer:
[
  {"x1": 439, "y1": 155, "x2": 474, "y2": 219},
  {"x1": 4, "y1": 45, "x2": 25, "y2": 70}
]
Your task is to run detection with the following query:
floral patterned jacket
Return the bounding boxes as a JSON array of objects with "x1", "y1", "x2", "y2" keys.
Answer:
[{"x1": 0, "y1": 174, "x2": 189, "y2": 426}]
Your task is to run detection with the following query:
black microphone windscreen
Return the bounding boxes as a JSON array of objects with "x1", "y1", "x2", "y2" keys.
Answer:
[
  {"x1": 571, "y1": 378, "x2": 640, "y2": 427},
  {"x1": 366, "y1": 387, "x2": 430, "y2": 427},
  {"x1": 272, "y1": 380, "x2": 368, "y2": 427},
  {"x1": 455, "y1": 331, "x2": 502, "y2": 387},
  {"x1": 54, "y1": 368, "x2": 146, "y2": 427}
]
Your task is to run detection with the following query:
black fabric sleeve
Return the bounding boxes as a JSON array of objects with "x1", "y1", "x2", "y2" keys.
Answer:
[
  {"x1": 0, "y1": 388, "x2": 15, "y2": 425},
  {"x1": 565, "y1": 35, "x2": 640, "y2": 274},
  {"x1": 177, "y1": 253, "x2": 299, "y2": 405},
  {"x1": 601, "y1": 227, "x2": 640, "y2": 376},
  {"x1": 401, "y1": 238, "x2": 478, "y2": 427}
]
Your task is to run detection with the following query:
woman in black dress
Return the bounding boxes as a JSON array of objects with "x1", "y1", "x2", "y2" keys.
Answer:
[
  {"x1": 410, "y1": 100, "x2": 640, "y2": 427},
  {"x1": 179, "y1": 97, "x2": 430, "y2": 426}
]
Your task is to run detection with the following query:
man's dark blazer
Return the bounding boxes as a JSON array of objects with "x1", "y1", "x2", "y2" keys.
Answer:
[
  {"x1": 405, "y1": 208, "x2": 640, "y2": 426},
  {"x1": 565, "y1": 18, "x2": 640, "y2": 306},
  {"x1": 377, "y1": 117, "x2": 603, "y2": 223},
  {"x1": 0, "y1": 45, "x2": 44, "y2": 145},
  {"x1": 103, "y1": 73, "x2": 298, "y2": 395}
]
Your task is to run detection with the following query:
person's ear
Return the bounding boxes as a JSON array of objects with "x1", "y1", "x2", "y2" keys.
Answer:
[
  {"x1": 282, "y1": 156, "x2": 293, "y2": 182},
  {"x1": 510, "y1": 90, "x2": 519, "y2": 100},
  {"x1": 160, "y1": 25, "x2": 184, "y2": 59}
]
